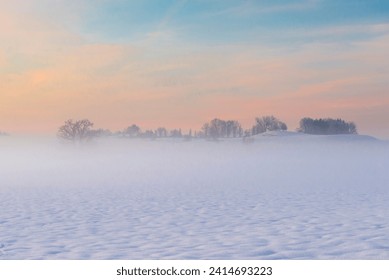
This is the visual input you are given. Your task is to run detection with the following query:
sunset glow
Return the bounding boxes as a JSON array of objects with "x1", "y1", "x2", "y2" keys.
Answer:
[{"x1": 1, "y1": 0, "x2": 389, "y2": 138}]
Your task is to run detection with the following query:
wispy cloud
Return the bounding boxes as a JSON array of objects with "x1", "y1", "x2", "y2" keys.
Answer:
[{"x1": 1, "y1": 0, "x2": 389, "y2": 137}]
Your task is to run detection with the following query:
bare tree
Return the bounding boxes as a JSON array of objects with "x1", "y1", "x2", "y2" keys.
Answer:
[
  {"x1": 201, "y1": 118, "x2": 243, "y2": 139},
  {"x1": 252, "y1": 116, "x2": 287, "y2": 135},
  {"x1": 57, "y1": 119, "x2": 95, "y2": 142}
]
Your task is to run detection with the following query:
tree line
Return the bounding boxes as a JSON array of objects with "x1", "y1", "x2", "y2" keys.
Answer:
[
  {"x1": 57, "y1": 116, "x2": 358, "y2": 142},
  {"x1": 298, "y1": 118, "x2": 357, "y2": 135}
]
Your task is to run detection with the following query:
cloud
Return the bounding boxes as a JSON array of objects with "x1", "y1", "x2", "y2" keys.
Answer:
[
  {"x1": 1, "y1": 1, "x2": 388, "y2": 137},
  {"x1": 2, "y1": 30, "x2": 389, "y2": 135}
]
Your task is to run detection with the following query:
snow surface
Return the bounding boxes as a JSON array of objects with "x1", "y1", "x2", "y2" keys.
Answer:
[{"x1": 1, "y1": 134, "x2": 389, "y2": 259}]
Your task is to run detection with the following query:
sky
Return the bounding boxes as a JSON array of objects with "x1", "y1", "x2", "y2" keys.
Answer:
[{"x1": 1, "y1": 0, "x2": 389, "y2": 138}]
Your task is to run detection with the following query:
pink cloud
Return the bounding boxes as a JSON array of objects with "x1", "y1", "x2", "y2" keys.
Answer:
[{"x1": 1, "y1": 3, "x2": 389, "y2": 138}]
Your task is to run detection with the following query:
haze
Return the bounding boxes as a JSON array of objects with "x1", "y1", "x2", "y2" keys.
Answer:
[{"x1": 1, "y1": 135, "x2": 389, "y2": 259}]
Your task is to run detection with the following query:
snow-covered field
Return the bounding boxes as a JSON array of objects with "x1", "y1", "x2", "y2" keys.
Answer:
[{"x1": 1, "y1": 133, "x2": 389, "y2": 259}]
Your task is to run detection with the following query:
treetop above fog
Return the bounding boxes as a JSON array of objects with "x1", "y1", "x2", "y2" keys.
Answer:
[
  {"x1": 298, "y1": 118, "x2": 357, "y2": 135},
  {"x1": 56, "y1": 116, "x2": 359, "y2": 142}
]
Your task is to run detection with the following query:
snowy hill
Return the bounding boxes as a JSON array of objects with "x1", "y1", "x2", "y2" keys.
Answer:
[{"x1": 250, "y1": 130, "x2": 378, "y2": 142}]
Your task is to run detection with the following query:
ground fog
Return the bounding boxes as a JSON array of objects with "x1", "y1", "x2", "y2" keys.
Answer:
[{"x1": 1, "y1": 134, "x2": 388, "y2": 259}]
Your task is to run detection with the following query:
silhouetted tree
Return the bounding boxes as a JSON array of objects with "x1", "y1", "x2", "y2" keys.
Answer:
[
  {"x1": 348, "y1": 122, "x2": 357, "y2": 134},
  {"x1": 57, "y1": 119, "x2": 95, "y2": 142},
  {"x1": 155, "y1": 127, "x2": 168, "y2": 138},
  {"x1": 123, "y1": 124, "x2": 141, "y2": 137},
  {"x1": 298, "y1": 118, "x2": 357, "y2": 135},
  {"x1": 226, "y1": 120, "x2": 243, "y2": 137},
  {"x1": 208, "y1": 118, "x2": 225, "y2": 138},
  {"x1": 195, "y1": 130, "x2": 205, "y2": 138},
  {"x1": 141, "y1": 130, "x2": 156, "y2": 138},
  {"x1": 201, "y1": 118, "x2": 243, "y2": 138},
  {"x1": 201, "y1": 123, "x2": 210, "y2": 138},
  {"x1": 170, "y1": 128, "x2": 182, "y2": 138},
  {"x1": 252, "y1": 116, "x2": 287, "y2": 135}
]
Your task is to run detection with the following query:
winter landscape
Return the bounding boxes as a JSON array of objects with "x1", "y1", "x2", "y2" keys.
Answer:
[
  {"x1": 1, "y1": 132, "x2": 389, "y2": 259},
  {"x1": 1, "y1": 0, "x2": 389, "y2": 261}
]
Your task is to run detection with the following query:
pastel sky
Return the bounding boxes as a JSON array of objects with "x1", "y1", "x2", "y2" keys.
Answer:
[{"x1": 1, "y1": 0, "x2": 389, "y2": 138}]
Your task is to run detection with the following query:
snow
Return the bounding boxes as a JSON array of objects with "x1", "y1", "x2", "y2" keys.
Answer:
[{"x1": 1, "y1": 134, "x2": 389, "y2": 259}]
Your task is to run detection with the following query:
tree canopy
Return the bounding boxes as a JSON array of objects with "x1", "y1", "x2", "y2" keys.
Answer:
[
  {"x1": 298, "y1": 118, "x2": 357, "y2": 135},
  {"x1": 57, "y1": 119, "x2": 95, "y2": 142},
  {"x1": 201, "y1": 118, "x2": 243, "y2": 138},
  {"x1": 252, "y1": 116, "x2": 287, "y2": 135}
]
